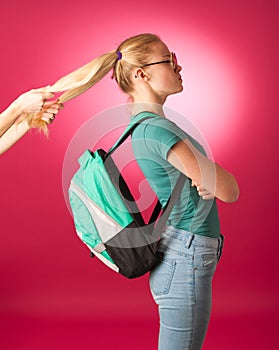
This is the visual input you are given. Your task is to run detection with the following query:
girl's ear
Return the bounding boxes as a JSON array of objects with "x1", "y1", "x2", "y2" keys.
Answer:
[{"x1": 134, "y1": 69, "x2": 148, "y2": 80}]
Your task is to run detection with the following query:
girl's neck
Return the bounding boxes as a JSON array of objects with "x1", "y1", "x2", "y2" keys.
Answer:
[
  {"x1": 130, "y1": 92, "x2": 167, "y2": 118},
  {"x1": 131, "y1": 102, "x2": 165, "y2": 118}
]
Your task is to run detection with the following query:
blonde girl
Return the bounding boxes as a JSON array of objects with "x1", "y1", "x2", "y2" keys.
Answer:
[{"x1": 22, "y1": 33, "x2": 239, "y2": 350}]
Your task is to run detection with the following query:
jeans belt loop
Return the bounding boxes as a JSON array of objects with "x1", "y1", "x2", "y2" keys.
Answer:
[
  {"x1": 186, "y1": 234, "x2": 195, "y2": 249},
  {"x1": 217, "y1": 234, "x2": 224, "y2": 262}
]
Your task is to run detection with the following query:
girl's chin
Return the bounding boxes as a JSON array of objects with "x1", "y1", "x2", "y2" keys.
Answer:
[{"x1": 175, "y1": 85, "x2": 184, "y2": 94}]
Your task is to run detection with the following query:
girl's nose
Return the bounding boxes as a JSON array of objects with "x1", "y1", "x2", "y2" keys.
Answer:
[{"x1": 176, "y1": 64, "x2": 182, "y2": 73}]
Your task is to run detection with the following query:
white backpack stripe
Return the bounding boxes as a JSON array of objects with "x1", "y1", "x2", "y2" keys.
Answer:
[{"x1": 70, "y1": 181, "x2": 123, "y2": 243}]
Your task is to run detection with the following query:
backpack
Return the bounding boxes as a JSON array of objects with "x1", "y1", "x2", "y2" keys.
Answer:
[{"x1": 68, "y1": 113, "x2": 185, "y2": 279}]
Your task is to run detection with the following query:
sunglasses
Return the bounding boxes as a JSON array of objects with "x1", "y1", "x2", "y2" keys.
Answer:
[{"x1": 141, "y1": 52, "x2": 178, "y2": 70}]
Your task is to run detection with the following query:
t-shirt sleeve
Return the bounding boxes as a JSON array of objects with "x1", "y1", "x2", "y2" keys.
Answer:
[{"x1": 142, "y1": 117, "x2": 190, "y2": 160}]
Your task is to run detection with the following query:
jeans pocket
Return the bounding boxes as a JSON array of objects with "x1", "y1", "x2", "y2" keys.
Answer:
[{"x1": 149, "y1": 258, "x2": 176, "y2": 297}]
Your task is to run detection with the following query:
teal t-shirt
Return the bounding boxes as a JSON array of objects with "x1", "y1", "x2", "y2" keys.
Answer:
[{"x1": 131, "y1": 112, "x2": 220, "y2": 238}]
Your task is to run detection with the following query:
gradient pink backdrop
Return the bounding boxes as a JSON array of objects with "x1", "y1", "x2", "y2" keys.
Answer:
[{"x1": 0, "y1": 0, "x2": 278, "y2": 349}]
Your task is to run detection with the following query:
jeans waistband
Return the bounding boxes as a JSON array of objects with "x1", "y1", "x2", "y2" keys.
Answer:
[
  {"x1": 161, "y1": 226, "x2": 224, "y2": 262},
  {"x1": 164, "y1": 226, "x2": 219, "y2": 247}
]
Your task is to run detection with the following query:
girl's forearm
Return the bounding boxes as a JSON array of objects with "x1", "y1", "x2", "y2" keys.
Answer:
[
  {"x1": 0, "y1": 100, "x2": 23, "y2": 137},
  {"x1": 0, "y1": 120, "x2": 30, "y2": 155}
]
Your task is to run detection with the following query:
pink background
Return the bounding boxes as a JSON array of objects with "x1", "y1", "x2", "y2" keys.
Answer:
[{"x1": 0, "y1": 0, "x2": 278, "y2": 349}]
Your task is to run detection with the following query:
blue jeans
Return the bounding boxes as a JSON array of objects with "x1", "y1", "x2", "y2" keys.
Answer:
[{"x1": 149, "y1": 226, "x2": 224, "y2": 350}]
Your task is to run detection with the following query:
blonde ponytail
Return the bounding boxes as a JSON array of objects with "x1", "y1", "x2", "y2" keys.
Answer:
[
  {"x1": 54, "y1": 51, "x2": 118, "y2": 103},
  {"x1": 24, "y1": 51, "x2": 119, "y2": 132},
  {"x1": 24, "y1": 33, "x2": 162, "y2": 133}
]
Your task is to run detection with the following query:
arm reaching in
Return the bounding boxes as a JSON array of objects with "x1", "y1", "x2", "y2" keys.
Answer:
[
  {"x1": 0, "y1": 95, "x2": 63, "y2": 155},
  {"x1": 0, "y1": 88, "x2": 54, "y2": 137}
]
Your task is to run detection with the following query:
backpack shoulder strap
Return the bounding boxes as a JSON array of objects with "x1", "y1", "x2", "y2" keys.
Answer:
[
  {"x1": 153, "y1": 173, "x2": 186, "y2": 233},
  {"x1": 105, "y1": 112, "x2": 155, "y2": 158},
  {"x1": 104, "y1": 112, "x2": 186, "y2": 226}
]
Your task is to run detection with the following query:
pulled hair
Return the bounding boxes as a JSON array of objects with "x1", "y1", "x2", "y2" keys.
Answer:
[{"x1": 24, "y1": 33, "x2": 162, "y2": 132}]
